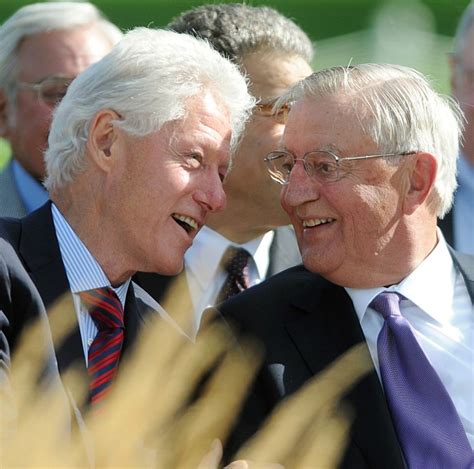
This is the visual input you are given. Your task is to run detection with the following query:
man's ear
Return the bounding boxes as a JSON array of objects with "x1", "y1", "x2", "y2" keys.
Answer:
[
  {"x1": 403, "y1": 152, "x2": 437, "y2": 215},
  {"x1": 87, "y1": 109, "x2": 120, "y2": 172},
  {"x1": 0, "y1": 90, "x2": 10, "y2": 138}
]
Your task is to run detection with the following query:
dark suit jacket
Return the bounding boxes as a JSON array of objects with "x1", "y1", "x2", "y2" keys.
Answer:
[
  {"x1": 217, "y1": 251, "x2": 474, "y2": 468},
  {"x1": 0, "y1": 235, "x2": 71, "y2": 432},
  {"x1": 0, "y1": 202, "x2": 156, "y2": 390},
  {"x1": 133, "y1": 226, "x2": 301, "y2": 316}
]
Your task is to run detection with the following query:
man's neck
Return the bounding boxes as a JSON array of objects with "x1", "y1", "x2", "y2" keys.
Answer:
[{"x1": 52, "y1": 191, "x2": 134, "y2": 287}]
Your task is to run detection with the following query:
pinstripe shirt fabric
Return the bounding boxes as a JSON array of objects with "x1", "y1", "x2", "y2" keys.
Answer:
[{"x1": 51, "y1": 204, "x2": 130, "y2": 365}]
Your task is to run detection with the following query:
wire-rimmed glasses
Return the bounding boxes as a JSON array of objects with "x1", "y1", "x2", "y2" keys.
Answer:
[
  {"x1": 264, "y1": 149, "x2": 417, "y2": 185},
  {"x1": 17, "y1": 75, "x2": 73, "y2": 106}
]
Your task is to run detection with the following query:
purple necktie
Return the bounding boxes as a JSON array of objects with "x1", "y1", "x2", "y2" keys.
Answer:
[{"x1": 371, "y1": 292, "x2": 473, "y2": 468}]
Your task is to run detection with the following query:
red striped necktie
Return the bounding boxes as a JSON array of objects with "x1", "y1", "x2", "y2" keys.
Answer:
[{"x1": 79, "y1": 287, "x2": 125, "y2": 404}]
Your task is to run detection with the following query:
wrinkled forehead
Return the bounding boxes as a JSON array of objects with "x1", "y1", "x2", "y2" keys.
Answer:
[
  {"x1": 17, "y1": 25, "x2": 114, "y2": 80},
  {"x1": 165, "y1": 92, "x2": 233, "y2": 154},
  {"x1": 283, "y1": 93, "x2": 374, "y2": 153}
]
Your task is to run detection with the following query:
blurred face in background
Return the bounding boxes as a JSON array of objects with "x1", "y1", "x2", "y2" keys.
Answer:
[
  {"x1": 0, "y1": 25, "x2": 114, "y2": 181},
  {"x1": 450, "y1": 24, "x2": 474, "y2": 162},
  {"x1": 221, "y1": 50, "x2": 312, "y2": 227}
]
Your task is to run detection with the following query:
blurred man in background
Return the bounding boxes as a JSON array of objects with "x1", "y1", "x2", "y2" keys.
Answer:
[
  {"x1": 135, "y1": 3, "x2": 314, "y2": 336},
  {"x1": 0, "y1": 2, "x2": 122, "y2": 218},
  {"x1": 440, "y1": 3, "x2": 474, "y2": 254}
]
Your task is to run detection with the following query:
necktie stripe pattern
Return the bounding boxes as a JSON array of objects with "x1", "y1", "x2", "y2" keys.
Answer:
[
  {"x1": 217, "y1": 246, "x2": 251, "y2": 303},
  {"x1": 371, "y1": 292, "x2": 473, "y2": 468},
  {"x1": 79, "y1": 287, "x2": 124, "y2": 404}
]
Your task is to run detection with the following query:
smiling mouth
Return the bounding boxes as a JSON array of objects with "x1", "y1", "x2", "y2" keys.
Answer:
[
  {"x1": 172, "y1": 213, "x2": 199, "y2": 233},
  {"x1": 302, "y1": 218, "x2": 335, "y2": 228}
]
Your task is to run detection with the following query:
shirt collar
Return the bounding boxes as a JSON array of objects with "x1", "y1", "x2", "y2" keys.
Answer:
[
  {"x1": 51, "y1": 203, "x2": 130, "y2": 306},
  {"x1": 12, "y1": 159, "x2": 49, "y2": 213},
  {"x1": 184, "y1": 225, "x2": 274, "y2": 290},
  {"x1": 346, "y1": 231, "x2": 456, "y2": 325}
]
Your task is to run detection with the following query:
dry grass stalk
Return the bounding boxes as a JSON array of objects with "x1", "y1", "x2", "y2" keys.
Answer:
[
  {"x1": 1, "y1": 291, "x2": 371, "y2": 468},
  {"x1": 235, "y1": 342, "x2": 373, "y2": 467}
]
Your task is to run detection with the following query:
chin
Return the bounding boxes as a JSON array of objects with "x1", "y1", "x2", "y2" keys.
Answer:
[
  {"x1": 160, "y1": 260, "x2": 185, "y2": 276},
  {"x1": 142, "y1": 255, "x2": 184, "y2": 276}
]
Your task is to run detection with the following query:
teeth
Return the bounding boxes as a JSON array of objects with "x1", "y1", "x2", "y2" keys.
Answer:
[
  {"x1": 302, "y1": 218, "x2": 334, "y2": 228},
  {"x1": 172, "y1": 214, "x2": 198, "y2": 231}
]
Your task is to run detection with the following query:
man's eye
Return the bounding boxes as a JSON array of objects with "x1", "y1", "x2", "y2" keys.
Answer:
[
  {"x1": 186, "y1": 153, "x2": 203, "y2": 168},
  {"x1": 315, "y1": 162, "x2": 337, "y2": 174}
]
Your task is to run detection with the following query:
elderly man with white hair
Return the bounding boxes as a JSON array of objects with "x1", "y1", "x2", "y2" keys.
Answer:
[
  {"x1": 217, "y1": 64, "x2": 474, "y2": 468},
  {"x1": 0, "y1": 26, "x2": 253, "y2": 405}
]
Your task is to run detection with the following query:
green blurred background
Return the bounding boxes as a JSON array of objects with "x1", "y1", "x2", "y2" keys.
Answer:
[{"x1": 0, "y1": 0, "x2": 470, "y2": 168}]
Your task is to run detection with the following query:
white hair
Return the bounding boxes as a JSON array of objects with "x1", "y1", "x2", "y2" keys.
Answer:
[
  {"x1": 0, "y1": 2, "x2": 122, "y2": 99},
  {"x1": 276, "y1": 64, "x2": 464, "y2": 218},
  {"x1": 44, "y1": 27, "x2": 255, "y2": 192}
]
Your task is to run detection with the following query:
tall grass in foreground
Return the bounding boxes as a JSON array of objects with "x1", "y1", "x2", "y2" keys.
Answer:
[{"x1": 1, "y1": 294, "x2": 372, "y2": 468}]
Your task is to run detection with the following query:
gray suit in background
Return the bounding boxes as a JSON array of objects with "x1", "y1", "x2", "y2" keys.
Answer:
[{"x1": 0, "y1": 162, "x2": 27, "y2": 218}]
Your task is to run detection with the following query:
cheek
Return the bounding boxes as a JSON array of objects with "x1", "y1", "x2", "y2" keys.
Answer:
[
  {"x1": 16, "y1": 107, "x2": 52, "y2": 146},
  {"x1": 280, "y1": 187, "x2": 290, "y2": 211},
  {"x1": 247, "y1": 119, "x2": 283, "y2": 154},
  {"x1": 344, "y1": 185, "x2": 400, "y2": 240}
]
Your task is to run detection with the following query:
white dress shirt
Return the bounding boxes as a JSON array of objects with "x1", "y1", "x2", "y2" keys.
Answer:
[
  {"x1": 184, "y1": 226, "x2": 274, "y2": 335},
  {"x1": 52, "y1": 204, "x2": 131, "y2": 365},
  {"x1": 346, "y1": 233, "x2": 474, "y2": 448}
]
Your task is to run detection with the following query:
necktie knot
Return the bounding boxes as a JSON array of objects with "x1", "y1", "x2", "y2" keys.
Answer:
[
  {"x1": 79, "y1": 287, "x2": 124, "y2": 330},
  {"x1": 217, "y1": 246, "x2": 251, "y2": 302},
  {"x1": 370, "y1": 291, "x2": 402, "y2": 320},
  {"x1": 221, "y1": 246, "x2": 251, "y2": 278}
]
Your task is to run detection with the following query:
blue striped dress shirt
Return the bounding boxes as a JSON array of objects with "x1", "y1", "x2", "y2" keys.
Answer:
[{"x1": 51, "y1": 204, "x2": 130, "y2": 365}]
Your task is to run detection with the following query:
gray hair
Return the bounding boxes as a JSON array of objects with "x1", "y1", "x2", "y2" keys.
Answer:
[
  {"x1": 167, "y1": 3, "x2": 314, "y2": 66},
  {"x1": 44, "y1": 27, "x2": 255, "y2": 192},
  {"x1": 452, "y1": 3, "x2": 474, "y2": 58},
  {"x1": 276, "y1": 64, "x2": 464, "y2": 218},
  {"x1": 0, "y1": 2, "x2": 122, "y2": 100}
]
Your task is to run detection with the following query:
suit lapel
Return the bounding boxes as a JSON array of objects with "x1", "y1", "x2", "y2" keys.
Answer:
[
  {"x1": 122, "y1": 282, "x2": 151, "y2": 355},
  {"x1": 18, "y1": 202, "x2": 85, "y2": 374},
  {"x1": 285, "y1": 278, "x2": 405, "y2": 468}
]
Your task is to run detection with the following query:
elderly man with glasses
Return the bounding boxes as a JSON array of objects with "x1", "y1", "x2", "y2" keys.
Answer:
[
  {"x1": 217, "y1": 64, "x2": 474, "y2": 468},
  {"x1": 0, "y1": 2, "x2": 122, "y2": 218}
]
